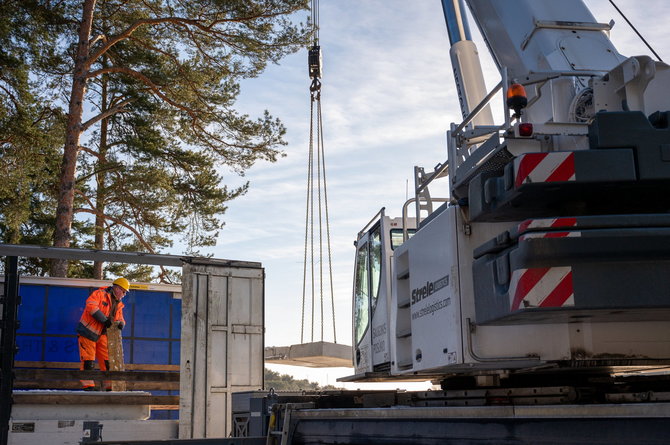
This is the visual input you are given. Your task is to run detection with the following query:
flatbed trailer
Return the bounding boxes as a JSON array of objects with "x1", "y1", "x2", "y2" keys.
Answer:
[{"x1": 95, "y1": 387, "x2": 670, "y2": 445}]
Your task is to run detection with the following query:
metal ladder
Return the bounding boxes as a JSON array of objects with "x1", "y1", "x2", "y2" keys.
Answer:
[{"x1": 265, "y1": 402, "x2": 315, "y2": 445}]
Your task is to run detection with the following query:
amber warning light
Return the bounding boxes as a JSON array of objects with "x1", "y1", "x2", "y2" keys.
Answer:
[{"x1": 506, "y1": 83, "x2": 528, "y2": 116}]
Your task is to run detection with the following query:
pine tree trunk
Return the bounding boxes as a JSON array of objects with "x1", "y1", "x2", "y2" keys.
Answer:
[
  {"x1": 52, "y1": 0, "x2": 97, "y2": 277},
  {"x1": 93, "y1": 71, "x2": 109, "y2": 280}
]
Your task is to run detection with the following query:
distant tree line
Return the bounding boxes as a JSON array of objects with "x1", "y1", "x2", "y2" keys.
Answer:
[
  {"x1": 265, "y1": 368, "x2": 338, "y2": 391},
  {"x1": 0, "y1": 0, "x2": 310, "y2": 280}
]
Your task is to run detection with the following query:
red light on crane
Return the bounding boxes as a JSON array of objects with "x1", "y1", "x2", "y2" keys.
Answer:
[
  {"x1": 518, "y1": 123, "x2": 533, "y2": 137},
  {"x1": 506, "y1": 83, "x2": 528, "y2": 116}
]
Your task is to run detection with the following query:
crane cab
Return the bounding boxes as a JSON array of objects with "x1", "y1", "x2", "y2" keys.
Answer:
[{"x1": 351, "y1": 210, "x2": 415, "y2": 377}]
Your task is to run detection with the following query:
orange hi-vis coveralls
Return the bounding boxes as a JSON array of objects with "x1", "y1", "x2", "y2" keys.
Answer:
[{"x1": 76, "y1": 286, "x2": 126, "y2": 389}]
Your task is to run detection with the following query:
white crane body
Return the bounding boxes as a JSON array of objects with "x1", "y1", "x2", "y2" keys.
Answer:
[{"x1": 349, "y1": 0, "x2": 670, "y2": 383}]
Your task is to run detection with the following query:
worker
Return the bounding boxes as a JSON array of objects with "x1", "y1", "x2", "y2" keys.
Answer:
[{"x1": 76, "y1": 277, "x2": 128, "y2": 390}]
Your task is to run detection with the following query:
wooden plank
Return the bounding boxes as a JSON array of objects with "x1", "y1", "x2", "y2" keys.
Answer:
[
  {"x1": 12, "y1": 393, "x2": 178, "y2": 406},
  {"x1": 14, "y1": 361, "x2": 79, "y2": 369},
  {"x1": 149, "y1": 405, "x2": 179, "y2": 410},
  {"x1": 13, "y1": 380, "x2": 180, "y2": 391},
  {"x1": 14, "y1": 369, "x2": 179, "y2": 382},
  {"x1": 13, "y1": 361, "x2": 180, "y2": 371},
  {"x1": 107, "y1": 323, "x2": 126, "y2": 391}
]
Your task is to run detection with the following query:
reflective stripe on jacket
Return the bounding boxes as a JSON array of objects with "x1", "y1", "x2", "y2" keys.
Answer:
[{"x1": 76, "y1": 286, "x2": 126, "y2": 342}]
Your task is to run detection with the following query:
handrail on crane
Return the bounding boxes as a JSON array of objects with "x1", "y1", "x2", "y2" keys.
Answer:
[
  {"x1": 413, "y1": 66, "x2": 606, "y2": 226},
  {"x1": 356, "y1": 207, "x2": 386, "y2": 242}
]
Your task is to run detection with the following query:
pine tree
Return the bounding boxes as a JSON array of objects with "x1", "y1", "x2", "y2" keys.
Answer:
[
  {"x1": 30, "y1": 0, "x2": 309, "y2": 277},
  {"x1": 0, "y1": 1, "x2": 66, "y2": 252}
]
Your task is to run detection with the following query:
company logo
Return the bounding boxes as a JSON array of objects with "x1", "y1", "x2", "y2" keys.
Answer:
[{"x1": 411, "y1": 274, "x2": 449, "y2": 305}]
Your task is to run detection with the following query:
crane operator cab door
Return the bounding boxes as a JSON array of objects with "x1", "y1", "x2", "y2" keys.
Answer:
[{"x1": 352, "y1": 212, "x2": 415, "y2": 376}]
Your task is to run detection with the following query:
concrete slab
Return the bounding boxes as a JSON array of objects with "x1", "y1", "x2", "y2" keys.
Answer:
[
  {"x1": 265, "y1": 342, "x2": 352, "y2": 368},
  {"x1": 10, "y1": 391, "x2": 165, "y2": 420}
]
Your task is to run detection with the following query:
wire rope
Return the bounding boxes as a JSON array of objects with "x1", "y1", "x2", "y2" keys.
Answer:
[
  {"x1": 609, "y1": 0, "x2": 663, "y2": 62},
  {"x1": 299, "y1": 0, "x2": 338, "y2": 345}
]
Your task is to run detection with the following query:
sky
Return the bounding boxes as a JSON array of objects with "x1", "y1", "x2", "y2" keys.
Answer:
[{"x1": 201, "y1": 0, "x2": 670, "y2": 388}]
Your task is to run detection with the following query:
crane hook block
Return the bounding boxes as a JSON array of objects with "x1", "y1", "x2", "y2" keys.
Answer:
[{"x1": 309, "y1": 45, "x2": 322, "y2": 79}]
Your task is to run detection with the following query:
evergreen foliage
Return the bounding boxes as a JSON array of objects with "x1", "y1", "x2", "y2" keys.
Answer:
[
  {"x1": 264, "y1": 368, "x2": 338, "y2": 391},
  {"x1": 0, "y1": 0, "x2": 66, "y2": 265},
  {"x1": 0, "y1": 0, "x2": 310, "y2": 279}
]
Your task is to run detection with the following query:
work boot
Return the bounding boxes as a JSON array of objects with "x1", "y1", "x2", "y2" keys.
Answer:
[{"x1": 81, "y1": 360, "x2": 97, "y2": 390}]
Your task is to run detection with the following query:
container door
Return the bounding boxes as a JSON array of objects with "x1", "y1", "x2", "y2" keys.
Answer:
[{"x1": 179, "y1": 261, "x2": 264, "y2": 439}]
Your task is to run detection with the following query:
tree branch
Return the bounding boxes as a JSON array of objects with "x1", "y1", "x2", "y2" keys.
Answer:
[
  {"x1": 85, "y1": 3, "x2": 305, "y2": 69},
  {"x1": 86, "y1": 66, "x2": 196, "y2": 116},
  {"x1": 81, "y1": 98, "x2": 134, "y2": 132},
  {"x1": 0, "y1": 84, "x2": 21, "y2": 111},
  {"x1": 86, "y1": 17, "x2": 202, "y2": 67},
  {"x1": 75, "y1": 203, "x2": 160, "y2": 255},
  {"x1": 89, "y1": 33, "x2": 106, "y2": 47},
  {"x1": 79, "y1": 145, "x2": 101, "y2": 159},
  {"x1": 75, "y1": 162, "x2": 123, "y2": 184},
  {"x1": 126, "y1": 34, "x2": 212, "y2": 109}
]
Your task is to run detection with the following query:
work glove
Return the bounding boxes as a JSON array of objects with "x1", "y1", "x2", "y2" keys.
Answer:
[
  {"x1": 104, "y1": 318, "x2": 113, "y2": 329},
  {"x1": 117, "y1": 321, "x2": 125, "y2": 330},
  {"x1": 92, "y1": 310, "x2": 107, "y2": 323}
]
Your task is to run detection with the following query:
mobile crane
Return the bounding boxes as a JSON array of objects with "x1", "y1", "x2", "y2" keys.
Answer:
[
  {"x1": 237, "y1": 0, "x2": 670, "y2": 443},
  {"x1": 350, "y1": 0, "x2": 670, "y2": 387}
]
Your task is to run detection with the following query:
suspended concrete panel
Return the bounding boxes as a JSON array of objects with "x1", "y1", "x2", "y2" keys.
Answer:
[{"x1": 265, "y1": 342, "x2": 352, "y2": 368}]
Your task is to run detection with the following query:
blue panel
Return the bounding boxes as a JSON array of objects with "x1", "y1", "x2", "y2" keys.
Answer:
[
  {"x1": 122, "y1": 338, "x2": 131, "y2": 363},
  {"x1": 44, "y1": 337, "x2": 79, "y2": 362},
  {"x1": 171, "y1": 298, "x2": 181, "y2": 339},
  {"x1": 150, "y1": 409, "x2": 178, "y2": 420},
  {"x1": 134, "y1": 339, "x2": 169, "y2": 364},
  {"x1": 171, "y1": 341, "x2": 180, "y2": 365},
  {"x1": 18, "y1": 285, "x2": 46, "y2": 334},
  {"x1": 16, "y1": 336, "x2": 43, "y2": 361},
  {"x1": 130, "y1": 291, "x2": 171, "y2": 339},
  {"x1": 150, "y1": 390, "x2": 169, "y2": 420},
  {"x1": 16, "y1": 283, "x2": 180, "y2": 368},
  {"x1": 46, "y1": 286, "x2": 92, "y2": 335}
]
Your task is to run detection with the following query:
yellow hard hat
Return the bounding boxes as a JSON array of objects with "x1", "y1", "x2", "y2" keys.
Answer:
[{"x1": 113, "y1": 277, "x2": 130, "y2": 291}]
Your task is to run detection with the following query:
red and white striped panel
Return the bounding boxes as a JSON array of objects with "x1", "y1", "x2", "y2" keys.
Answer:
[
  {"x1": 509, "y1": 229, "x2": 578, "y2": 310},
  {"x1": 509, "y1": 266, "x2": 574, "y2": 311},
  {"x1": 514, "y1": 152, "x2": 575, "y2": 188},
  {"x1": 517, "y1": 217, "x2": 577, "y2": 234}
]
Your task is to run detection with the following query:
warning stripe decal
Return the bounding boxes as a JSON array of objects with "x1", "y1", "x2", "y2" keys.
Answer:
[
  {"x1": 517, "y1": 217, "x2": 578, "y2": 234},
  {"x1": 509, "y1": 267, "x2": 549, "y2": 311},
  {"x1": 539, "y1": 271, "x2": 574, "y2": 308},
  {"x1": 509, "y1": 266, "x2": 574, "y2": 311},
  {"x1": 509, "y1": 229, "x2": 578, "y2": 310},
  {"x1": 514, "y1": 152, "x2": 576, "y2": 188}
]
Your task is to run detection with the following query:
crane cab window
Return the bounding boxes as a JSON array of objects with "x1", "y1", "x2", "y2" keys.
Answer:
[
  {"x1": 390, "y1": 228, "x2": 416, "y2": 249},
  {"x1": 369, "y1": 227, "x2": 382, "y2": 312},
  {"x1": 354, "y1": 226, "x2": 383, "y2": 346},
  {"x1": 354, "y1": 242, "x2": 369, "y2": 345}
]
